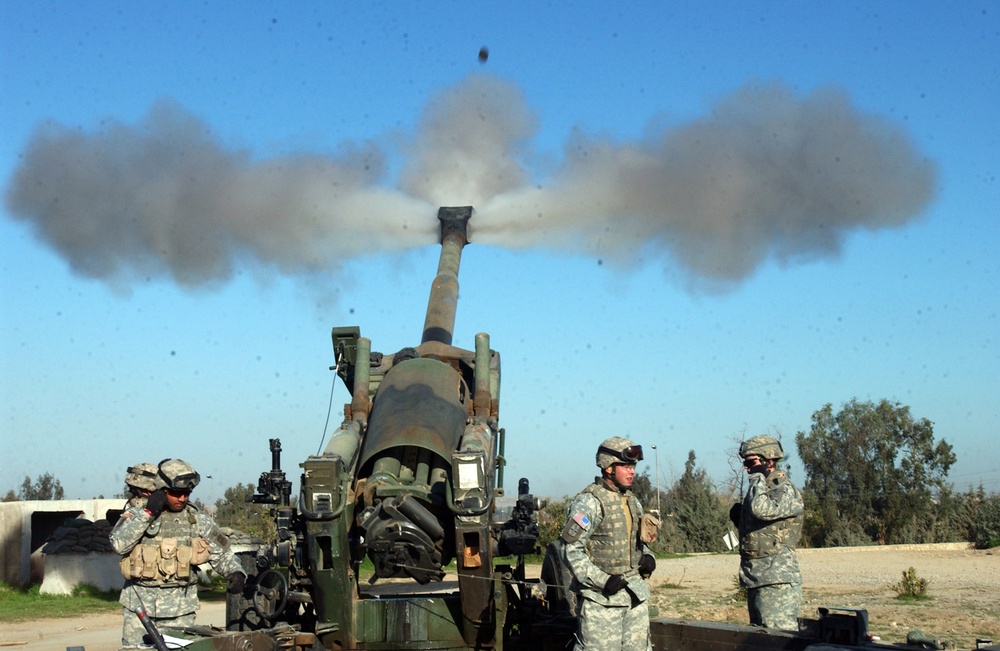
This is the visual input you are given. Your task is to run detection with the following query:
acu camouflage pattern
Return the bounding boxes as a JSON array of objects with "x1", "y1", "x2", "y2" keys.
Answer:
[
  {"x1": 124, "y1": 462, "x2": 160, "y2": 509},
  {"x1": 110, "y1": 503, "x2": 245, "y2": 648},
  {"x1": 747, "y1": 583, "x2": 803, "y2": 630},
  {"x1": 739, "y1": 435, "x2": 785, "y2": 461},
  {"x1": 737, "y1": 469, "x2": 804, "y2": 629},
  {"x1": 580, "y1": 482, "x2": 642, "y2": 576},
  {"x1": 563, "y1": 478, "x2": 652, "y2": 651},
  {"x1": 738, "y1": 470, "x2": 804, "y2": 560},
  {"x1": 576, "y1": 598, "x2": 650, "y2": 651}
]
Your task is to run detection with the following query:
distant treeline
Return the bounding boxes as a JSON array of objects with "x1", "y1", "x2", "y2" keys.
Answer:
[{"x1": 7, "y1": 399, "x2": 998, "y2": 553}]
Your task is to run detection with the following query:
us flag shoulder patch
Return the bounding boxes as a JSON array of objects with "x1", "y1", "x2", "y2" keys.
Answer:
[{"x1": 572, "y1": 511, "x2": 590, "y2": 529}]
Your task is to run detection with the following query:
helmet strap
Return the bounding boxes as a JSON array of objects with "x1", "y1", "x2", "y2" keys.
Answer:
[{"x1": 602, "y1": 465, "x2": 629, "y2": 493}]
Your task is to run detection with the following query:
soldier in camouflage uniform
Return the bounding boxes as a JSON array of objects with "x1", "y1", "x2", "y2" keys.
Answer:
[
  {"x1": 561, "y1": 437, "x2": 658, "y2": 651},
  {"x1": 123, "y1": 462, "x2": 161, "y2": 509},
  {"x1": 730, "y1": 435, "x2": 804, "y2": 630},
  {"x1": 110, "y1": 458, "x2": 247, "y2": 649}
]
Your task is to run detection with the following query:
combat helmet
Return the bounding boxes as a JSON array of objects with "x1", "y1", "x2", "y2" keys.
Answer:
[
  {"x1": 596, "y1": 436, "x2": 643, "y2": 469},
  {"x1": 158, "y1": 458, "x2": 201, "y2": 492},
  {"x1": 739, "y1": 435, "x2": 784, "y2": 461},
  {"x1": 125, "y1": 462, "x2": 161, "y2": 493}
]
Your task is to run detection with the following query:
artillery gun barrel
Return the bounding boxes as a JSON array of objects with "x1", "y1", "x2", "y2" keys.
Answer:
[{"x1": 421, "y1": 206, "x2": 472, "y2": 345}]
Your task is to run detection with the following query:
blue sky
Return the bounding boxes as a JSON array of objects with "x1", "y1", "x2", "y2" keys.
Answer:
[{"x1": 1, "y1": 2, "x2": 997, "y2": 503}]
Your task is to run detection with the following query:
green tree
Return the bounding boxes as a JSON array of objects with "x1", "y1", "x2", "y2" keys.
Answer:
[
  {"x1": 16, "y1": 473, "x2": 65, "y2": 500},
  {"x1": 795, "y1": 398, "x2": 955, "y2": 546},
  {"x1": 924, "y1": 485, "x2": 977, "y2": 543},
  {"x1": 631, "y1": 469, "x2": 665, "y2": 516},
  {"x1": 966, "y1": 487, "x2": 1000, "y2": 549},
  {"x1": 213, "y1": 483, "x2": 277, "y2": 541},
  {"x1": 662, "y1": 451, "x2": 729, "y2": 552},
  {"x1": 536, "y1": 496, "x2": 571, "y2": 552}
]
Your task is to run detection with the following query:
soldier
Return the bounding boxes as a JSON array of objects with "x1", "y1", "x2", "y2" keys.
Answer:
[
  {"x1": 561, "y1": 437, "x2": 658, "y2": 651},
  {"x1": 730, "y1": 435, "x2": 804, "y2": 629},
  {"x1": 123, "y1": 462, "x2": 161, "y2": 508},
  {"x1": 110, "y1": 458, "x2": 247, "y2": 649}
]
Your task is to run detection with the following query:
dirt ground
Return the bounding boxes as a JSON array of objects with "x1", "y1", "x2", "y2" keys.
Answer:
[
  {"x1": 0, "y1": 601, "x2": 226, "y2": 650},
  {"x1": 647, "y1": 542, "x2": 999, "y2": 649},
  {"x1": 1, "y1": 543, "x2": 996, "y2": 651}
]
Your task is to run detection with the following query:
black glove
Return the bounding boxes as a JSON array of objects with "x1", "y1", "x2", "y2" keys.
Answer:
[
  {"x1": 603, "y1": 574, "x2": 628, "y2": 596},
  {"x1": 729, "y1": 502, "x2": 742, "y2": 526},
  {"x1": 638, "y1": 554, "x2": 656, "y2": 579},
  {"x1": 145, "y1": 489, "x2": 167, "y2": 517},
  {"x1": 227, "y1": 573, "x2": 246, "y2": 594}
]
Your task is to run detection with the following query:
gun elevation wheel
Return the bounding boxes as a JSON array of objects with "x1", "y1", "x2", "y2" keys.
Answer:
[{"x1": 252, "y1": 569, "x2": 288, "y2": 621}]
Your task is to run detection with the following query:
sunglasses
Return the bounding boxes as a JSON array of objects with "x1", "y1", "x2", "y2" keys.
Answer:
[
  {"x1": 166, "y1": 488, "x2": 192, "y2": 497},
  {"x1": 743, "y1": 457, "x2": 763, "y2": 468}
]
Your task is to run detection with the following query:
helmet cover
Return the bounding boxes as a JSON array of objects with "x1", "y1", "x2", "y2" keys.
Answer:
[
  {"x1": 596, "y1": 436, "x2": 643, "y2": 469},
  {"x1": 158, "y1": 458, "x2": 201, "y2": 491},
  {"x1": 739, "y1": 435, "x2": 784, "y2": 461},
  {"x1": 125, "y1": 462, "x2": 161, "y2": 492}
]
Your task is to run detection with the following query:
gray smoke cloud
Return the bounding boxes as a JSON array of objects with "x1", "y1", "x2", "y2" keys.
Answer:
[
  {"x1": 4, "y1": 74, "x2": 935, "y2": 291},
  {"x1": 476, "y1": 83, "x2": 937, "y2": 290}
]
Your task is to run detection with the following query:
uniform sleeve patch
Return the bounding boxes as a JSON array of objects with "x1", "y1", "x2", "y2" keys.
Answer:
[{"x1": 572, "y1": 511, "x2": 590, "y2": 529}]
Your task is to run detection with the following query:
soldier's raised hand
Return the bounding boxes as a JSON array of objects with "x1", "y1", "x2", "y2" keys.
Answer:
[{"x1": 145, "y1": 489, "x2": 167, "y2": 517}]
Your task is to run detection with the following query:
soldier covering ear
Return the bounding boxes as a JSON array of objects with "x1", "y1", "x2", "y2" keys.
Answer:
[
  {"x1": 111, "y1": 458, "x2": 246, "y2": 649},
  {"x1": 735, "y1": 436, "x2": 804, "y2": 629}
]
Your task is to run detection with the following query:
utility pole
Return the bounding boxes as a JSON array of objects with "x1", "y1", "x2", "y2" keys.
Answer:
[
  {"x1": 206, "y1": 475, "x2": 215, "y2": 513},
  {"x1": 650, "y1": 445, "x2": 661, "y2": 516}
]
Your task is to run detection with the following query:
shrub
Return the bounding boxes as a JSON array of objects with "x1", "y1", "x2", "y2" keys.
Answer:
[
  {"x1": 536, "y1": 496, "x2": 571, "y2": 553},
  {"x1": 891, "y1": 566, "x2": 929, "y2": 600},
  {"x1": 731, "y1": 574, "x2": 747, "y2": 602}
]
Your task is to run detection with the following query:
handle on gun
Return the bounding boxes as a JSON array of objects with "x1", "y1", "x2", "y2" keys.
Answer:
[{"x1": 135, "y1": 604, "x2": 170, "y2": 651}]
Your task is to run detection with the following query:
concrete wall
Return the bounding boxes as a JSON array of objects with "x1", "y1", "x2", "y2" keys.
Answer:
[
  {"x1": 0, "y1": 499, "x2": 125, "y2": 586},
  {"x1": 40, "y1": 551, "x2": 123, "y2": 595}
]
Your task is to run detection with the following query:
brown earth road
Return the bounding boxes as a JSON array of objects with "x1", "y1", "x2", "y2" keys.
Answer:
[
  {"x1": 0, "y1": 601, "x2": 225, "y2": 650},
  {"x1": 1, "y1": 543, "x2": 996, "y2": 651}
]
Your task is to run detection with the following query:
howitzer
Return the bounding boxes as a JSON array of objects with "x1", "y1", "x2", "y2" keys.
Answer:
[
  {"x1": 175, "y1": 207, "x2": 995, "y2": 651},
  {"x1": 195, "y1": 207, "x2": 568, "y2": 651}
]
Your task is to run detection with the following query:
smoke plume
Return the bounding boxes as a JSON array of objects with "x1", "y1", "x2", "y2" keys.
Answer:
[{"x1": 4, "y1": 74, "x2": 935, "y2": 291}]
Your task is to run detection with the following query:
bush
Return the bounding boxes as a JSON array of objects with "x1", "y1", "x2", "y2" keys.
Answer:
[
  {"x1": 891, "y1": 566, "x2": 929, "y2": 600},
  {"x1": 731, "y1": 574, "x2": 747, "y2": 602},
  {"x1": 536, "y1": 497, "x2": 571, "y2": 553}
]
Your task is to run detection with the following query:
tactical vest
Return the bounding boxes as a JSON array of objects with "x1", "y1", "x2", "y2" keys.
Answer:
[
  {"x1": 739, "y1": 471, "x2": 804, "y2": 559},
  {"x1": 120, "y1": 506, "x2": 211, "y2": 585},
  {"x1": 581, "y1": 481, "x2": 641, "y2": 576}
]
